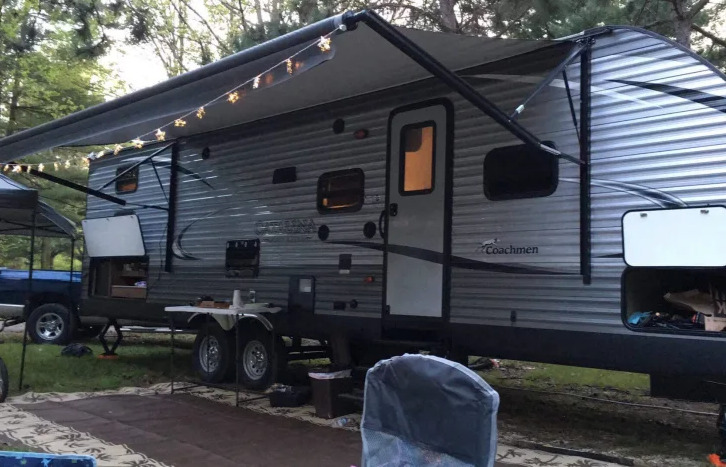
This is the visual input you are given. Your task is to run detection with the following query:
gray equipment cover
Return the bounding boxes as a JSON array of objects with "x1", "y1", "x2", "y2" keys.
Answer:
[{"x1": 361, "y1": 354, "x2": 499, "y2": 467}]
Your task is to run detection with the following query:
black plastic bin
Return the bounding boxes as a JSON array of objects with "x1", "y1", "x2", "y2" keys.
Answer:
[
  {"x1": 309, "y1": 370, "x2": 355, "y2": 419},
  {"x1": 268, "y1": 386, "x2": 311, "y2": 407}
]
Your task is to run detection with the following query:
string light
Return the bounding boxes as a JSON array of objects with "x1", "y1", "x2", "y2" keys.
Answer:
[
  {"x1": 98, "y1": 31, "x2": 337, "y2": 157},
  {"x1": 12, "y1": 165, "x2": 22, "y2": 173},
  {"x1": 96, "y1": 150, "x2": 105, "y2": 159},
  {"x1": 54, "y1": 162, "x2": 60, "y2": 171},
  {"x1": 318, "y1": 36, "x2": 331, "y2": 52},
  {"x1": 64, "y1": 160, "x2": 71, "y2": 169},
  {"x1": 38, "y1": 163, "x2": 44, "y2": 172},
  {"x1": 2, "y1": 165, "x2": 8, "y2": 172}
]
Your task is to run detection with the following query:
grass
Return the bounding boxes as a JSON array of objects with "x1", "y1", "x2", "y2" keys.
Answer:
[
  {"x1": 475, "y1": 359, "x2": 650, "y2": 395},
  {"x1": 0, "y1": 334, "x2": 193, "y2": 397}
]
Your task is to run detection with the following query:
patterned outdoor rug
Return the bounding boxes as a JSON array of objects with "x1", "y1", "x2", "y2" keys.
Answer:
[{"x1": 1, "y1": 383, "x2": 626, "y2": 467}]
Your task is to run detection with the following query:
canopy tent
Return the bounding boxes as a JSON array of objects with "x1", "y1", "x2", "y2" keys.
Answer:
[
  {"x1": 0, "y1": 11, "x2": 572, "y2": 160},
  {"x1": 0, "y1": 175, "x2": 77, "y2": 238}
]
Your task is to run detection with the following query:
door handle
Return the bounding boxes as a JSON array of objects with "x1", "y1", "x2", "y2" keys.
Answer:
[{"x1": 389, "y1": 203, "x2": 398, "y2": 217}]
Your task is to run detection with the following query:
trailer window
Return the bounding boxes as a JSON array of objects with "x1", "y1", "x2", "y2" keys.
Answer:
[
  {"x1": 483, "y1": 142, "x2": 558, "y2": 201},
  {"x1": 400, "y1": 122, "x2": 435, "y2": 195},
  {"x1": 317, "y1": 169, "x2": 364, "y2": 214},
  {"x1": 116, "y1": 165, "x2": 139, "y2": 194}
]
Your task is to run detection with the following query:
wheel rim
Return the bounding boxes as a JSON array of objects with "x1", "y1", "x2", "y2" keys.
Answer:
[
  {"x1": 198, "y1": 336, "x2": 221, "y2": 374},
  {"x1": 243, "y1": 340, "x2": 268, "y2": 380},
  {"x1": 36, "y1": 312, "x2": 64, "y2": 341}
]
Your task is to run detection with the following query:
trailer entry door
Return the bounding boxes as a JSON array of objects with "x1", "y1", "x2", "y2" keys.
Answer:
[{"x1": 385, "y1": 101, "x2": 452, "y2": 320}]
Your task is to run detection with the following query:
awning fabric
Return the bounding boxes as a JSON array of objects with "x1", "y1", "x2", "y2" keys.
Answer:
[
  {"x1": 0, "y1": 14, "x2": 560, "y2": 160},
  {"x1": 0, "y1": 175, "x2": 77, "y2": 238}
]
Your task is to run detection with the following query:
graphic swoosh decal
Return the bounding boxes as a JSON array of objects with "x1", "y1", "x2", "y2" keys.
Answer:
[
  {"x1": 611, "y1": 80, "x2": 726, "y2": 115},
  {"x1": 172, "y1": 206, "x2": 233, "y2": 260},
  {"x1": 560, "y1": 177, "x2": 686, "y2": 208},
  {"x1": 329, "y1": 241, "x2": 576, "y2": 275}
]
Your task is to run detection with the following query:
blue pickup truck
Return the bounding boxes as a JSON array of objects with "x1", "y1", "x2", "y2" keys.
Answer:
[{"x1": 0, "y1": 268, "x2": 82, "y2": 344}]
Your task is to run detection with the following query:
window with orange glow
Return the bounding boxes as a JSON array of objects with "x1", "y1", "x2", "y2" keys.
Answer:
[
  {"x1": 317, "y1": 168, "x2": 364, "y2": 214},
  {"x1": 115, "y1": 165, "x2": 139, "y2": 194},
  {"x1": 400, "y1": 123, "x2": 435, "y2": 195}
]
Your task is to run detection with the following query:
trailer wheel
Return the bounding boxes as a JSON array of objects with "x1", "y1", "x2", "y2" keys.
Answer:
[
  {"x1": 27, "y1": 303, "x2": 73, "y2": 345},
  {"x1": 237, "y1": 326, "x2": 284, "y2": 390},
  {"x1": 192, "y1": 322, "x2": 234, "y2": 383},
  {"x1": 0, "y1": 357, "x2": 8, "y2": 403}
]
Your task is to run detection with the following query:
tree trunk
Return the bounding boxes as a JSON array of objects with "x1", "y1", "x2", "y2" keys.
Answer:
[
  {"x1": 439, "y1": 0, "x2": 458, "y2": 32},
  {"x1": 39, "y1": 238, "x2": 53, "y2": 270},
  {"x1": 670, "y1": 0, "x2": 692, "y2": 48},
  {"x1": 6, "y1": 57, "x2": 22, "y2": 136}
]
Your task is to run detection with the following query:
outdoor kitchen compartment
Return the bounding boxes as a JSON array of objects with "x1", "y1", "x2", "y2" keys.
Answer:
[{"x1": 90, "y1": 257, "x2": 148, "y2": 299}]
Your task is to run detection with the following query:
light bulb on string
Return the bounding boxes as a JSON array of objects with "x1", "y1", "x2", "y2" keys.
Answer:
[
  {"x1": 197, "y1": 107, "x2": 205, "y2": 119},
  {"x1": 38, "y1": 163, "x2": 44, "y2": 172},
  {"x1": 114, "y1": 145, "x2": 123, "y2": 155},
  {"x1": 253, "y1": 76, "x2": 260, "y2": 89},
  {"x1": 155, "y1": 129, "x2": 166, "y2": 141},
  {"x1": 174, "y1": 119, "x2": 187, "y2": 127},
  {"x1": 227, "y1": 91, "x2": 239, "y2": 104},
  {"x1": 318, "y1": 36, "x2": 331, "y2": 52},
  {"x1": 286, "y1": 59, "x2": 293, "y2": 75},
  {"x1": 2, "y1": 165, "x2": 8, "y2": 172},
  {"x1": 132, "y1": 139, "x2": 144, "y2": 149},
  {"x1": 96, "y1": 150, "x2": 105, "y2": 159},
  {"x1": 12, "y1": 165, "x2": 22, "y2": 173},
  {"x1": 64, "y1": 160, "x2": 71, "y2": 169},
  {"x1": 53, "y1": 162, "x2": 60, "y2": 171}
]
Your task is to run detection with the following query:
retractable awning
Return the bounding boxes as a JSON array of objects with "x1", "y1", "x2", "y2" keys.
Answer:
[
  {"x1": 0, "y1": 11, "x2": 568, "y2": 160},
  {"x1": 0, "y1": 175, "x2": 77, "y2": 238}
]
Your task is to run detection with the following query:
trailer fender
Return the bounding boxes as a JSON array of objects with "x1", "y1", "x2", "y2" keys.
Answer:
[{"x1": 186, "y1": 312, "x2": 273, "y2": 333}]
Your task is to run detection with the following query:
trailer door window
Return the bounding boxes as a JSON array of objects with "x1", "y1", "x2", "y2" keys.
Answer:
[
  {"x1": 483, "y1": 142, "x2": 558, "y2": 201},
  {"x1": 116, "y1": 165, "x2": 139, "y2": 194},
  {"x1": 317, "y1": 168, "x2": 364, "y2": 214},
  {"x1": 400, "y1": 122, "x2": 435, "y2": 195}
]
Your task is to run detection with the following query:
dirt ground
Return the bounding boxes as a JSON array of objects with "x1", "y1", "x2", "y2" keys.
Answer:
[{"x1": 485, "y1": 361, "x2": 719, "y2": 466}]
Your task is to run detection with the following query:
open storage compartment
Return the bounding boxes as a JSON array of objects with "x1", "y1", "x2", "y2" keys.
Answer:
[
  {"x1": 622, "y1": 268, "x2": 726, "y2": 336},
  {"x1": 90, "y1": 257, "x2": 149, "y2": 300}
]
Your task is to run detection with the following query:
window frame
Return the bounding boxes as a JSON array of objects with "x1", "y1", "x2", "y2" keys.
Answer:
[
  {"x1": 115, "y1": 165, "x2": 139, "y2": 194},
  {"x1": 482, "y1": 142, "x2": 559, "y2": 201},
  {"x1": 398, "y1": 120, "x2": 437, "y2": 196},
  {"x1": 316, "y1": 168, "x2": 365, "y2": 215}
]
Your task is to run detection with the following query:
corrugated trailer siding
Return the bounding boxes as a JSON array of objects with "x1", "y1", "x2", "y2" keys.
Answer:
[{"x1": 82, "y1": 146, "x2": 171, "y2": 299}]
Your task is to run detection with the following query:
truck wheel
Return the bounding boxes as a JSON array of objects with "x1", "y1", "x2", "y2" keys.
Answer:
[
  {"x1": 237, "y1": 326, "x2": 284, "y2": 391},
  {"x1": 27, "y1": 303, "x2": 73, "y2": 345},
  {"x1": 0, "y1": 357, "x2": 8, "y2": 403},
  {"x1": 192, "y1": 322, "x2": 233, "y2": 383}
]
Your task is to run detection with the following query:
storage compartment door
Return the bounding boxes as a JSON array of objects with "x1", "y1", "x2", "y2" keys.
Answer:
[
  {"x1": 623, "y1": 206, "x2": 726, "y2": 267},
  {"x1": 82, "y1": 215, "x2": 146, "y2": 258}
]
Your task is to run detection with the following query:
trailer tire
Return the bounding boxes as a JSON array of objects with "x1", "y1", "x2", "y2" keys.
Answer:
[
  {"x1": 0, "y1": 357, "x2": 8, "y2": 403},
  {"x1": 27, "y1": 303, "x2": 73, "y2": 345},
  {"x1": 237, "y1": 326, "x2": 284, "y2": 390},
  {"x1": 192, "y1": 322, "x2": 234, "y2": 384}
]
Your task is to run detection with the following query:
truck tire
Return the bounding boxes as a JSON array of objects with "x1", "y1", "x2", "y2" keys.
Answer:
[
  {"x1": 192, "y1": 322, "x2": 234, "y2": 384},
  {"x1": 0, "y1": 357, "x2": 8, "y2": 403},
  {"x1": 237, "y1": 326, "x2": 285, "y2": 390},
  {"x1": 27, "y1": 303, "x2": 73, "y2": 345}
]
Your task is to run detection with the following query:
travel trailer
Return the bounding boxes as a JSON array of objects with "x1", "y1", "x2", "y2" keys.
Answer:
[{"x1": 3, "y1": 11, "x2": 726, "y2": 400}]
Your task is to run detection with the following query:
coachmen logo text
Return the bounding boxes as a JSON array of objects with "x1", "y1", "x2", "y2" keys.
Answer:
[{"x1": 477, "y1": 238, "x2": 539, "y2": 255}]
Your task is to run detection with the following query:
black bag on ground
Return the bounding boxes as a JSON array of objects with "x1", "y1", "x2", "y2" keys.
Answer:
[{"x1": 61, "y1": 343, "x2": 93, "y2": 357}]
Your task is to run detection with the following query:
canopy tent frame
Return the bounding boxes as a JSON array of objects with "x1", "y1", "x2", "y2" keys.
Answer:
[{"x1": 0, "y1": 175, "x2": 78, "y2": 390}]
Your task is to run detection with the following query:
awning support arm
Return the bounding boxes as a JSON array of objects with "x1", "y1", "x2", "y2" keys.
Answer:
[
  {"x1": 345, "y1": 10, "x2": 584, "y2": 166},
  {"x1": 99, "y1": 142, "x2": 174, "y2": 190},
  {"x1": 510, "y1": 42, "x2": 585, "y2": 120},
  {"x1": 562, "y1": 69, "x2": 580, "y2": 141},
  {"x1": 27, "y1": 166, "x2": 127, "y2": 206}
]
